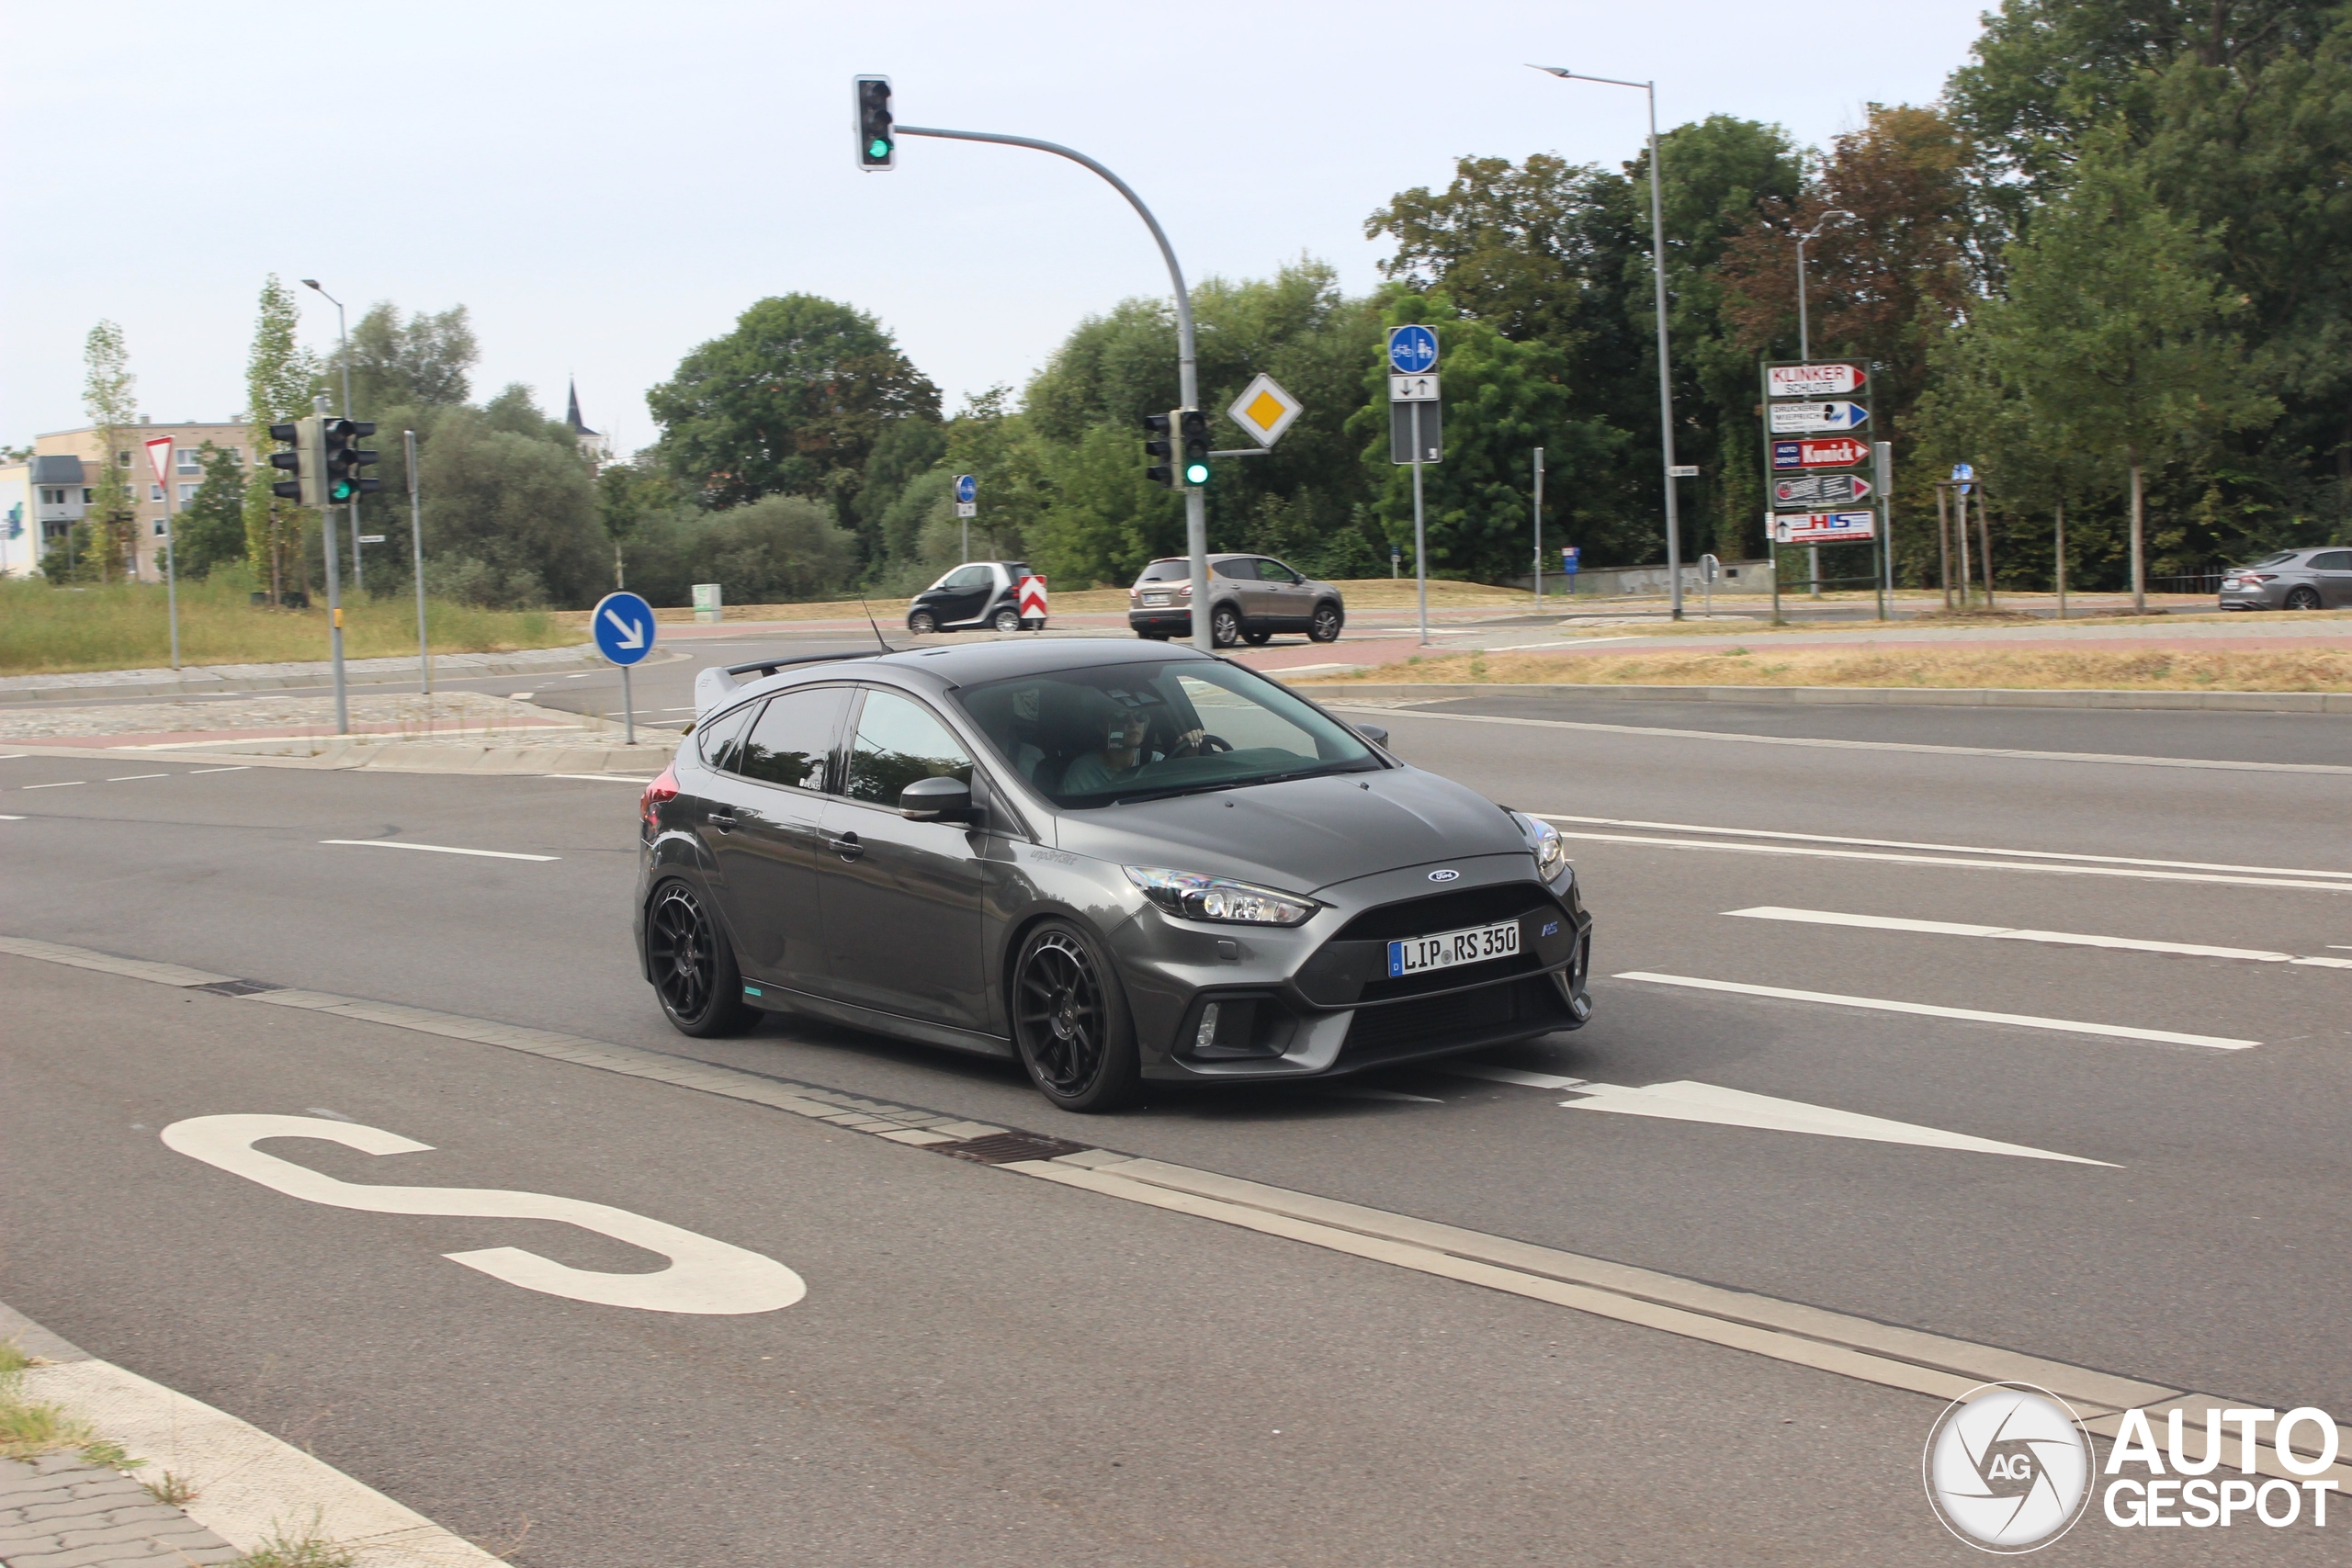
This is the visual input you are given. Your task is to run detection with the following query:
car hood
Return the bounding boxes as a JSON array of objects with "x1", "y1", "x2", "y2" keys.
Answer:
[{"x1": 1051, "y1": 765, "x2": 1528, "y2": 893}]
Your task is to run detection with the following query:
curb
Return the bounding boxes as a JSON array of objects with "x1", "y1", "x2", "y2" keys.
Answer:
[
  {"x1": 0, "y1": 1300, "x2": 499, "y2": 1565},
  {"x1": 0, "y1": 644, "x2": 645, "y2": 705},
  {"x1": 0, "y1": 738, "x2": 673, "y2": 776},
  {"x1": 1292, "y1": 681, "x2": 2352, "y2": 714}
]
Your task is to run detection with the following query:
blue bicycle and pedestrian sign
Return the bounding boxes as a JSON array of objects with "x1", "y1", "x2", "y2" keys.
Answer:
[
  {"x1": 954, "y1": 474, "x2": 977, "y2": 505},
  {"x1": 593, "y1": 591, "x2": 656, "y2": 666},
  {"x1": 1387, "y1": 324, "x2": 1439, "y2": 375}
]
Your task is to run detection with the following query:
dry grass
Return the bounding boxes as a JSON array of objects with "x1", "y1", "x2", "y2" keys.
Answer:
[
  {"x1": 0, "y1": 578, "x2": 574, "y2": 676},
  {"x1": 1306, "y1": 643, "x2": 2352, "y2": 693},
  {"x1": 0, "y1": 1339, "x2": 94, "y2": 1461}
]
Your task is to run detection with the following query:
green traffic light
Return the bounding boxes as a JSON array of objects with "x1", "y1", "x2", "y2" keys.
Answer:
[
  {"x1": 1184, "y1": 461, "x2": 1210, "y2": 486},
  {"x1": 868, "y1": 139, "x2": 891, "y2": 158},
  {"x1": 332, "y1": 481, "x2": 354, "y2": 502}
]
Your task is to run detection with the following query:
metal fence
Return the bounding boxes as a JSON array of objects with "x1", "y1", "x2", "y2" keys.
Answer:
[{"x1": 2146, "y1": 572, "x2": 2226, "y2": 596}]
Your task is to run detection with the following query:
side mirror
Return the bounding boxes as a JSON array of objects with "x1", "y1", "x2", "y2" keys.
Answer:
[
  {"x1": 900, "y1": 773, "x2": 976, "y2": 822},
  {"x1": 1353, "y1": 723, "x2": 1390, "y2": 749}
]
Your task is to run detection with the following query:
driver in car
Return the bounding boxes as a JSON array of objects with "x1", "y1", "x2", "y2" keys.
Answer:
[{"x1": 1063, "y1": 708, "x2": 1207, "y2": 794}]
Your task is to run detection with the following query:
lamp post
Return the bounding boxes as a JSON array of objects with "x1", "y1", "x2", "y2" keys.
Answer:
[
  {"x1": 1530, "y1": 63, "x2": 1685, "y2": 618},
  {"x1": 1792, "y1": 209, "x2": 1853, "y2": 362},
  {"x1": 300, "y1": 278, "x2": 362, "y2": 588}
]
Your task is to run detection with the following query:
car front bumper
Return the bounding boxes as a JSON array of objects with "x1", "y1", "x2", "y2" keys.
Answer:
[{"x1": 1105, "y1": 855, "x2": 1593, "y2": 1083}]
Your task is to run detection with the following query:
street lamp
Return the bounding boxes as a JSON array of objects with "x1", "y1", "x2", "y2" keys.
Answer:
[
  {"x1": 1792, "y1": 209, "x2": 1853, "y2": 361},
  {"x1": 300, "y1": 278, "x2": 362, "y2": 588},
  {"x1": 1529, "y1": 63, "x2": 1685, "y2": 619}
]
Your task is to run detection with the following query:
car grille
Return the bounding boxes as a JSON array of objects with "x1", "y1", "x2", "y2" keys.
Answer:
[
  {"x1": 1295, "y1": 882, "x2": 1566, "y2": 1007},
  {"x1": 1333, "y1": 884, "x2": 1551, "y2": 942},
  {"x1": 1339, "y1": 975, "x2": 1575, "y2": 1067}
]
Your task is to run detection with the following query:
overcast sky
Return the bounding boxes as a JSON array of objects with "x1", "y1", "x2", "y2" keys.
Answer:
[{"x1": 5, "y1": 0, "x2": 1992, "y2": 450}]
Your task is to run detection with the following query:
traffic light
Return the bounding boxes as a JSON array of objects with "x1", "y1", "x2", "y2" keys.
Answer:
[
  {"x1": 1179, "y1": 409, "x2": 1211, "y2": 487},
  {"x1": 321, "y1": 420, "x2": 382, "y2": 505},
  {"x1": 1142, "y1": 410, "x2": 1176, "y2": 489},
  {"x1": 855, "y1": 75, "x2": 894, "y2": 170},
  {"x1": 268, "y1": 417, "x2": 324, "y2": 507}
]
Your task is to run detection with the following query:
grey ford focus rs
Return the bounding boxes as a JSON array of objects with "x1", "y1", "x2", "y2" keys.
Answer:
[{"x1": 635, "y1": 638, "x2": 1593, "y2": 1112}]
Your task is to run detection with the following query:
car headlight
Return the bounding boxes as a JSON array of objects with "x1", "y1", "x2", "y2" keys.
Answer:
[
  {"x1": 1515, "y1": 812, "x2": 1570, "y2": 881},
  {"x1": 1123, "y1": 867, "x2": 1317, "y2": 926}
]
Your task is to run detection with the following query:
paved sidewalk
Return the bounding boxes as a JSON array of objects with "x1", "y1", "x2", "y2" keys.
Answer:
[{"x1": 0, "y1": 1452, "x2": 238, "y2": 1566}]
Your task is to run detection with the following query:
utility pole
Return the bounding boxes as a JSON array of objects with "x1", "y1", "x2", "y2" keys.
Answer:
[{"x1": 302, "y1": 280, "x2": 361, "y2": 589}]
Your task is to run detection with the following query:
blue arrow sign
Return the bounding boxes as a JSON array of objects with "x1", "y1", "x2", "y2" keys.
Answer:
[
  {"x1": 954, "y1": 473, "x2": 977, "y2": 504},
  {"x1": 592, "y1": 590, "x2": 656, "y2": 667},
  {"x1": 1387, "y1": 324, "x2": 1439, "y2": 375}
]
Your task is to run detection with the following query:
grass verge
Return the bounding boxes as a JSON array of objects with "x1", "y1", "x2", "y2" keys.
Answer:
[
  {"x1": 0, "y1": 1338, "x2": 95, "y2": 1461},
  {"x1": 231, "y1": 1515, "x2": 358, "y2": 1568},
  {"x1": 1, "y1": 577, "x2": 576, "y2": 677},
  {"x1": 1306, "y1": 643, "x2": 2352, "y2": 693}
]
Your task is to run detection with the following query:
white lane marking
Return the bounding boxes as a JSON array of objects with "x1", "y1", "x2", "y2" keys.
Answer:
[
  {"x1": 184, "y1": 766, "x2": 251, "y2": 774},
  {"x1": 0, "y1": 815, "x2": 22, "y2": 821},
  {"x1": 161, "y1": 1114, "x2": 804, "y2": 1314},
  {"x1": 1554, "y1": 829, "x2": 2352, "y2": 895},
  {"x1": 1345, "y1": 704, "x2": 2352, "y2": 775},
  {"x1": 1613, "y1": 971, "x2": 2260, "y2": 1050},
  {"x1": 566, "y1": 672, "x2": 592, "y2": 679},
  {"x1": 1726, "y1": 906, "x2": 2352, "y2": 968},
  {"x1": 543, "y1": 773, "x2": 658, "y2": 784},
  {"x1": 319, "y1": 839, "x2": 559, "y2": 862},
  {"x1": 20, "y1": 780, "x2": 85, "y2": 789},
  {"x1": 1559, "y1": 1080, "x2": 2113, "y2": 1165},
  {"x1": 106, "y1": 773, "x2": 172, "y2": 783},
  {"x1": 1540, "y1": 813, "x2": 2352, "y2": 884},
  {"x1": 1450, "y1": 1065, "x2": 1589, "y2": 1090},
  {"x1": 0, "y1": 754, "x2": 27, "y2": 760},
  {"x1": 509, "y1": 691, "x2": 534, "y2": 699}
]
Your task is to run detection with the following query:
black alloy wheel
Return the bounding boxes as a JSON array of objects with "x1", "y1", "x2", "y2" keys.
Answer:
[
  {"x1": 1011, "y1": 921, "x2": 1140, "y2": 1112},
  {"x1": 1309, "y1": 603, "x2": 1342, "y2": 643},
  {"x1": 993, "y1": 605, "x2": 1023, "y2": 633},
  {"x1": 1210, "y1": 604, "x2": 1242, "y2": 648},
  {"x1": 1243, "y1": 628, "x2": 1272, "y2": 646},
  {"x1": 908, "y1": 609, "x2": 939, "y2": 635},
  {"x1": 2285, "y1": 586, "x2": 2322, "y2": 611},
  {"x1": 647, "y1": 881, "x2": 754, "y2": 1037}
]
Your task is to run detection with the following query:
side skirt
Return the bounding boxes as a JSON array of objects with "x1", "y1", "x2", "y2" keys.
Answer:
[{"x1": 741, "y1": 981, "x2": 1017, "y2": 1060}]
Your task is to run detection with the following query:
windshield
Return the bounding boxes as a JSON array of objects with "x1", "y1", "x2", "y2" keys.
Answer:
[{"x1": 955, "y1": 658, "x2": 1379, "y2": 807}]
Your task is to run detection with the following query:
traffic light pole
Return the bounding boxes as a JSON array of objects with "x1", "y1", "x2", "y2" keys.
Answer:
[
  {"x1": 895, "y1": 123, "x2": 1213, "y2": 652},
  {"x1": 316, "y1": 395, "x2": 348, "y2": 735}
]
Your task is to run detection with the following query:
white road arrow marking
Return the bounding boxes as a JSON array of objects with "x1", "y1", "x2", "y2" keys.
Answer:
[
  {"x1": 1560, "y1": 1081, "x2": 2113, "y2": 1165},
  {"x1": 602, "y1": 606, "x2": 646, "y2": 649},
  {"x1": 162, "y1": 1114, "x2": 805, "y2": 1314}
]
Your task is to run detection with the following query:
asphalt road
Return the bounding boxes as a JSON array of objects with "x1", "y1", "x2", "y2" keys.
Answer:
[{"x1": 5, "y1": 671, "x2": 2349, "y2": 1564}]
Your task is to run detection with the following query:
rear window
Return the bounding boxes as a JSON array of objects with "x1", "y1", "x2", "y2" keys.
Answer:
[{"x1": 1136, "y1": 559, "x2": 1187, "y2": 582}]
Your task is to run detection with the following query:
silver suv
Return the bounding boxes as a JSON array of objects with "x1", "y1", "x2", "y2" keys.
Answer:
[{"x1": 1127, "y1": 553, "x2": 1346, "y2": 647}]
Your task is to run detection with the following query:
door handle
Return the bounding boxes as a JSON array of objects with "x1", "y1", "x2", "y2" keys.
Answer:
[
  {"x1": 707, "y1": 811, "x2": 737, "y2": 834},
  {"x1": 827, "y1": 831, "x2": 864, "y2": 862}
]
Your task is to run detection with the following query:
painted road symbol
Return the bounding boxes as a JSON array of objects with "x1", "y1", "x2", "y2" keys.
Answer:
[
  {"x1": 1387, "y1": 324, "x2": 1439, "y2": 374},
  {"x1": 1768, "y1": 400, "x2": 1870, "y2": 434},
  {"x1": 1768, "y1": 363, "x2": 1868, "y2": 398},
  {"x1": 163, "y1": 1114, "x2": 805, "y2": 1314},
  {"x1": 591, "y1": 591, "x2": 656, "y2": 667},
  {"x1": 1772, "y1": 437, "x2": 1872, "y2": 471},
  {"x1": 1773, "y1": 472, "x2": 1874, "y2": 509}
]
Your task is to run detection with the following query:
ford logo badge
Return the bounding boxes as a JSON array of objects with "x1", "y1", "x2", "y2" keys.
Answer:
[{"x1": 1428, "y1": 869, "x2": 1460, "y2": 883}]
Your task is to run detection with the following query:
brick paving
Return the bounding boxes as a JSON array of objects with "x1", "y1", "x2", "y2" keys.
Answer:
[{"x1": 0, "y1": 1453, "x2": 238, "y2": 1567}]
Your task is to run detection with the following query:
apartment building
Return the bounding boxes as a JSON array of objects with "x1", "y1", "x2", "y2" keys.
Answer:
[{"x1": 28, "y1": 419, "x2": 251, "y2": 581}]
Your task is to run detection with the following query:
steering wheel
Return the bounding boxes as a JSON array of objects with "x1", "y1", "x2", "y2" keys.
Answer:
[{"x1": 1194, "y1": 734, "x2": 1232, "y2": 754}]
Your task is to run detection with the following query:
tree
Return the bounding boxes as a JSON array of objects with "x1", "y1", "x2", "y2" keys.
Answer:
[
  {"x1": 81, "y1": 321, "x2": 137, "y2": 583},
  {"x1": 1977, "y1": 143, "x2": 2276, "y2": 608},
  {"x1": 418, "y1": 407, "x2": 605, "y2": 607},
  {"x1": 622, "y1": 495, "x2": 858, "y2": 607},
  {"x1": 334, "y1": 302, "x2": 477, "y2": 412},
  {"x1": 647, "y1": 294, "x2": 939, "y2": 518},
  {"x1": 242, "y1": 276, "x2": 322, "y2": 602},
  {"x1": 172, "y1": 443, "x2": 250, "y2": 579}
]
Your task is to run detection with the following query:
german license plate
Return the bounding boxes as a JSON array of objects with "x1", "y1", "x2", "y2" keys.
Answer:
[
  {"x1": 1387, "y1": 919, "x2": 1520, "y2": 977},
  {"x1": 1143, "y1": 592, "x2": 1171, "y2": 606}
]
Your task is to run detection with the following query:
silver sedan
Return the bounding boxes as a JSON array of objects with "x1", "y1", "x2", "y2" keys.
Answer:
[{"x1": 2219, "y1": 547, "x2": 2352, "y2": 610}]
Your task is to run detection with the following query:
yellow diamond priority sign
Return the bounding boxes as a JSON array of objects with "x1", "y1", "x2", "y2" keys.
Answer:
[{"x1": 1226, "y1": 373, "x2": 1304, "y2": 449}]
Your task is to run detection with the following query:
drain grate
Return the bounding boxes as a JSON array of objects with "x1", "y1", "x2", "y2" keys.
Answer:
[
  {"x1": 186, "y1": 978, "x2": 282, "y2": 998},
  {"x1": 936, "y1": 1131, "x2": 1093, "y2": 1166}
]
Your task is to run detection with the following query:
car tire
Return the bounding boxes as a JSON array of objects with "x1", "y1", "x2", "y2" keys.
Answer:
[
  {"x1": 1309, "y1": 603, "x2": 1343, "y2": 643},
  {"x1": 2285, "y1": 586, "x2": 2322, "y2": 611},
  {"x1": 1010, "y1": 919, "x2": 1141, "y2": 1113},
  {"x1": 1243, "y1": 628, "x2": 1272, "y2": 646},
  {"x1": 993, "y1": 606, "x2": 1023, "y2": 633},
  {"x1": 1210, "y1": 604, "x2": 1242, "y2": 648},
  {"x1": 907, "y1": 609, "x2": 938, "y2": 635},
  {"x1": 646, "y1": 880, "x2": 755, "y2": 1038}
]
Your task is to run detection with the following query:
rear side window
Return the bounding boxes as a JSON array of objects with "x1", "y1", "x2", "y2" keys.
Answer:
[
  {"x1": 844, "y1": 691, "x2": 973, "y2": 805},
  {"x1": 696, "y1": 702, "x2": 759, "y2": 773},
  {"x1": 739, "y1": 686, "x2": 850, "y2": 791},
  {"x1": 1212, "y1": 558, "x2": 1258, "y2": 580}
]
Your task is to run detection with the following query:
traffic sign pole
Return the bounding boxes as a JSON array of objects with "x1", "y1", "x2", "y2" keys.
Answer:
[
  {"x1": 315, "y1": 395, "x2": 348, "y2": 736},
  {"x1": 593, "y1": 591, "x2": 658, "y2": 745},
  {"x1": 143, "y1": 437, "x2": 181, "y2": 671},
  {"x1": 1412, "y1": 403, "x2": 1428, "y2": 646},
  {"x1": 1532, "y1": 446, "x2": 1544, "y2": 609}
]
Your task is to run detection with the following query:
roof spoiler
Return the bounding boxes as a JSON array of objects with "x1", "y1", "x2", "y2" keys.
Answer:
[{"x1": 694, "y1": 651, "x2": 887, "y2": 716}]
